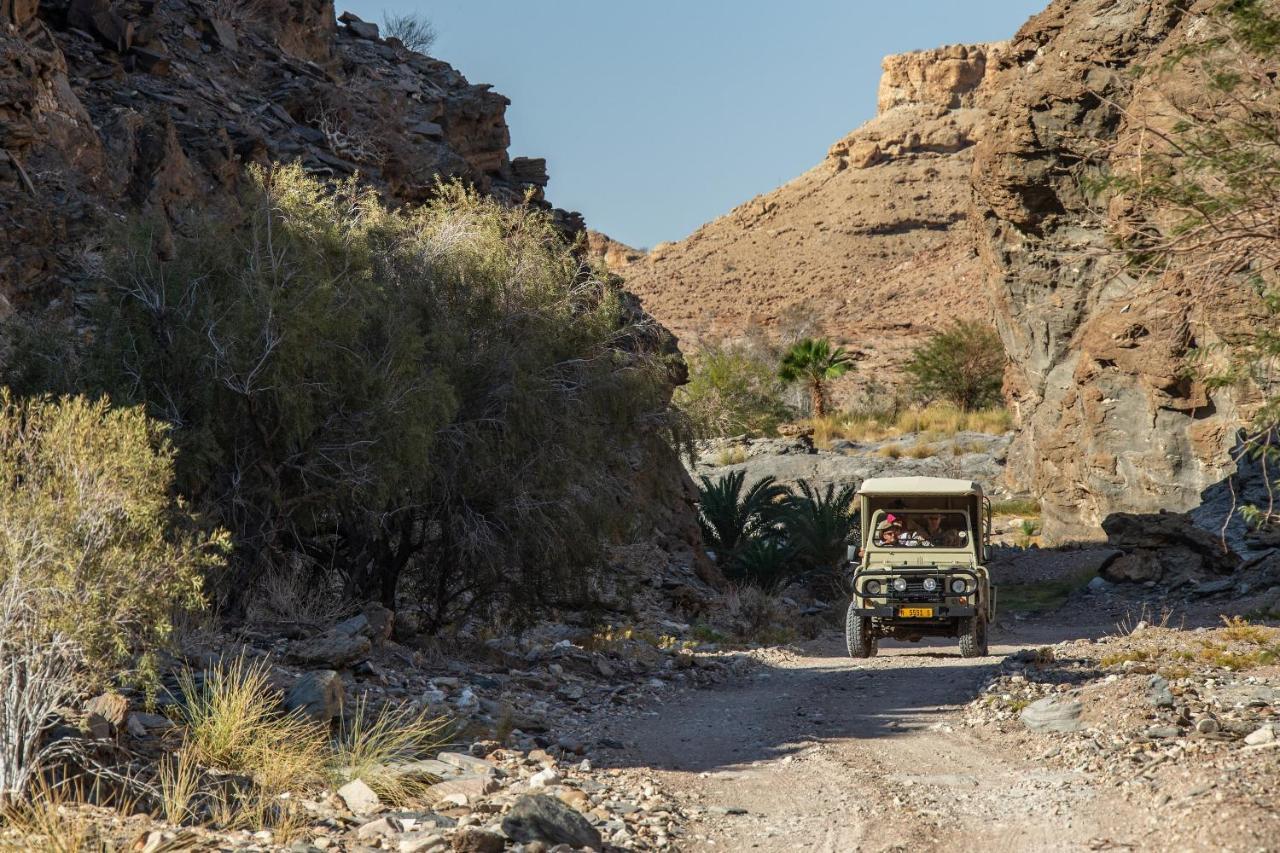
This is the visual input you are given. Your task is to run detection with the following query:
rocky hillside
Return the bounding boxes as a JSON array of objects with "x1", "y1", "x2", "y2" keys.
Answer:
[
  {"x1": 972, "y1": 0, "x2": 1269, "y2": 542},
  {"x1": 0, "y1": 0, "x2": 706, "y2": 568},
  {"x1": 599, "y1": 43, "x2": 1003, "y2": 381},
  {"x1": 0, "y1": 0, "x2": 578, "y2": 312}
]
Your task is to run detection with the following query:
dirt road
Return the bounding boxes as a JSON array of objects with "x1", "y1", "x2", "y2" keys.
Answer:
[{"x1": 606, "y1": 617, "x2": 1161, "y2": 852}]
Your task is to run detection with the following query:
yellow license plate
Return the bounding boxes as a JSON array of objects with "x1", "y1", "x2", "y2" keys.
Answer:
[{"x1": 899, "y1": 607, "x2": 934, "y2": 618}]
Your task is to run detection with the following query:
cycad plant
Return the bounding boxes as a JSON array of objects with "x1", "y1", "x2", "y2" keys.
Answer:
[
  {"x1": 778, "y1": 338, "x2": 856, "y2": 418},
  {"x1": 727, "y1": 536, "x2": 796, "y2": 590},
  {"x1": 781, "y1": 481, "x2": 858, "y2": 578},
  {"x1": 696, "y1": 471, "x2": 792, "y2": 558}
]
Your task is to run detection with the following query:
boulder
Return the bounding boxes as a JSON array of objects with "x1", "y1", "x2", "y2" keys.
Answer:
[
  {"x1": 501, "y1": 794, "x2": 602, "y2": 849},
  {"x1": 284, "y1": 669, "x2": 344, "y2": 722},
  {"x1": 1100, "y1": 512, "x2": 1240, "y2": 585},
  {"x1": 290, "y1": 631, "x2": 371, "y2": 668},
  {"x1": 1020, "y1": 696, "x2": 1085, "y2": 733}
]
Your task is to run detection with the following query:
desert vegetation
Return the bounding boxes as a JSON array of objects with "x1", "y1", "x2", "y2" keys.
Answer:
[
  {"x1": 903, "y1": 321, "x2": 1006, "y2": 411},
  {"x1": 777, "y1": 337, "x2": 856, "y2": 418},
  {"x1": 695, "y1": 472, "x2": 856, "y2": 592},
  {"x1": 0, "y1": 165, "x2": 680, "y2": 822},
  {"x1": 675, "y1": 341, "x2": 794, "y2": 438}
]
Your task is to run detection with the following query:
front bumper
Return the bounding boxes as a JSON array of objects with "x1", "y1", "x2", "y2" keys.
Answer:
[{"x1": 853, "y1": 603, "x2": 975, "y2": 619}]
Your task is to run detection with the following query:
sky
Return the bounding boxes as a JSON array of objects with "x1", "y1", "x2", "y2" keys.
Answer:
[{"x1": 346, "y1": 1, "x2": 1046, "y2": 249}]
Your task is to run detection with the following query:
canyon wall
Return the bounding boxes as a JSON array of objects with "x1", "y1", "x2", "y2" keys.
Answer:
[
  {"x1": 605, "y1": 43, "x2": 1004, "y2": 384},
  {"x1": 971, "y1": 0, "x2": 1266, "y2": 541}
]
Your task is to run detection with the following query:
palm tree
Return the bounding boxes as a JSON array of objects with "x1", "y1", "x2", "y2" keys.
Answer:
[
  {"x1": 777, "y1": 338, "x2": 855, "y2": 418},
  {"x1": 695, "y1": 471, "x2": 792, "y2": 557}
]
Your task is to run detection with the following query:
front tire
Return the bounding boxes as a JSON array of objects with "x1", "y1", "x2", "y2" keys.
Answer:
[
  {"x1": 845, "y1": 602, "x2": 878, "y2": 658},
  {"x1": 959, "y1": 611, "x2": 988, "y2": 658}
]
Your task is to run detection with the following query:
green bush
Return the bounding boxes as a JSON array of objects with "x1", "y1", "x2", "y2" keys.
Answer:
[
  {"x1": 88, "y1": 165, "x2": 672, "y2": 626},
  {"x1": 676, "y1": 342, "x2": 793, "y2": 437},
  {"x1": 0, "y1": 391, "x2": 226, "y2": 685},
  {"x1": 904, "y1": 321, "x2": 1006, "y2": 411}
]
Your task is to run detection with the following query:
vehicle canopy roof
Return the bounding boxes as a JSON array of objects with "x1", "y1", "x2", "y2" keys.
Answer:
[{"x1": 856, "y1": 476, "x2": 983, "y2": 498}]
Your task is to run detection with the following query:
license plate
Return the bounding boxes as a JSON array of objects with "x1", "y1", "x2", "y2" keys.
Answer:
[{"x1": 899, "y1": 607, "x2": 934, "y2": 618}]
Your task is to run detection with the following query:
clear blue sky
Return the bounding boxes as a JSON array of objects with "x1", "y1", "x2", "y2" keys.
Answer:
[{"x1": 346, "y1": 1, "x2": 1045, "y2": 248}]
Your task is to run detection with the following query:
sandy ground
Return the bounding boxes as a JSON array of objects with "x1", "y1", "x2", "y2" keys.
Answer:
[{"x1": 600, "y1": 613, "x2": 1172, "y2": 853}]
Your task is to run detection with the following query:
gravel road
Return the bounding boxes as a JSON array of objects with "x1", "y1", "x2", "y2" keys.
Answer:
[{"x1": 603, "y1": 615, "x2": 1157, "y2": 852}]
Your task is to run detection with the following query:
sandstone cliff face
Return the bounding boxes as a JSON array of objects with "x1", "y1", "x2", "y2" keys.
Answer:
[
  {"x1": 608, "y1": 43, "x2": 1004, "y2": 386},
  {"x1": 970, "y1": 0, "x2": 1266, "y2": 541}
]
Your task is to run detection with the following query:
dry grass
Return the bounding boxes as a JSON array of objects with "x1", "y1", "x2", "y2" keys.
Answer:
[
  {"x1": 174, "y1": 656, "x2": 328, "y2": 802},
  {"x1": 809, "y1": 403, "x2": 1012, "y2": 447},
  {"x1": 713, "y1": 446, "x2": 748, "y2": 467},
  {"x1": 155, "y1": 747, "x2": 201, "y2": 826},
  {"x1": 1097, "y1": 619, "x2": 1280, "y2": 672},
  {"x1": 905, "y1": 443, "x2": 938, "y2": 459},
  {"x1": 0, "y1": 782, "x2": 104, "y2": 853},
  {"x1": 877, "y1": 444, "x2": 903, "y2": 459},
  {"x1": 991, "y1": 498, "x2": 1042, "y2": 516},
  {"x1": 329, "y1": 697, "x2": 452, "y2": 805}
]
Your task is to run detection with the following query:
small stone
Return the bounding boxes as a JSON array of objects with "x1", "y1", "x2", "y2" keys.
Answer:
[
  {"x1": 450, "y1": 826, "x2": 504, "y2": 853},
  {"x1": 84, "y1": 712, "x2": 113, "y2": 740},
  {"x1": 356, "y1": 817, "x2": 397, "y2": 840},
  {"x1": 424, "y1": 775, "x2": 498, "y2": 804},
  {"x1": 529, "y1": 767, "x2": 561, "y2": 789},
  {"x1": 1020, "y1": 696, "x2": 1085, "y2": 733},
  {"x1": 291, "y1": 630, "x2": 371, "y2": 668},
  {"x1": 337, "y1": 779, "x2": 382, "y2": 814},
  {"x1": 1244, "y1": 725, "x2": 1276, "y2": 746},
  {"x1": 1147, "y1": 675, "x2": 1174, "y2": 709},
  {"x1": 85, "y1": 692, "x2": 129, "y2": 727},
  {"x1": 1195, "y1": 717, "x2": 1220, "y2": 735},
  {"x1": 436, "y1": 752, "x2": 499, "y2": 776},
  {"x1": 399, "y1": 832, "x2": 448, "y2": 853},
  {"x1": 1145, "y1": 725, "x2": 1181, "y2": 739}
]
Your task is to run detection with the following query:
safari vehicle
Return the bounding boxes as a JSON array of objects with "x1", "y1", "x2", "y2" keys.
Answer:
[{"x1": 845, "y1": 476, "x2": 995, "y2": 658}]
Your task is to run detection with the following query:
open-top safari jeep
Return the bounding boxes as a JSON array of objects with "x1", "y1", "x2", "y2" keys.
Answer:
[{"x1": 845, "y1": 476, "x2": 995, "y2": 658}]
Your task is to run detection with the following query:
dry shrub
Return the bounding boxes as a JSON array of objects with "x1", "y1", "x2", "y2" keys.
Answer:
[{"x1": 0, "y1": 391, "x2": 227, "y2": 687}]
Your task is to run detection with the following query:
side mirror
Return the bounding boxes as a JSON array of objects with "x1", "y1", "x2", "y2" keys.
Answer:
[{"x1": 846, "y1": 544, "x2": 858, "y2": 563}]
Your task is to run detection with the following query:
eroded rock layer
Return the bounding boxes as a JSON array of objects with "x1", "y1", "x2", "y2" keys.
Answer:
[{"x1": 971, "y1": 0, "x2": 1267, "y2": 541}]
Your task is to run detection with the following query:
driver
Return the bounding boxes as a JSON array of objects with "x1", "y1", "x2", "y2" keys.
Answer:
[{"x1": 918, "y1": 512, "x2": 962, "y2": 547}]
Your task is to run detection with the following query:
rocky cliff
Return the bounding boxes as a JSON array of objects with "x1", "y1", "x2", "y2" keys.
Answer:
[
  {"x1": 0, "y1": 0, "x2": 576, "y2": 315},
  {"x1": 0, "y1": 0, "x2": 708, "y2": 572},
  {"x1": 604, "y1": 43, "x2": 1004, "y2": 383},
  {"x1": 970, "y1": 0, "x2": 1268, "y2": 542}
]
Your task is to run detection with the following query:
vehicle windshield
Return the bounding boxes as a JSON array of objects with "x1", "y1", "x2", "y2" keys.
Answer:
[{"x1": 869, "y1": 510, "x2": 970, "y2": 549}]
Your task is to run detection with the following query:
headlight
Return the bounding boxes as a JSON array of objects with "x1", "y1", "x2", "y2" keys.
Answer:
[
  {"x1": 865, "y1": 580, "x2": 882, "y2": 595},
  {"x1": 950, "y1": 578, "x2": 968, "y2": 594},
  {"x1": 922, "y1": 577, "x2": 938, "y2": 592},
  {"x1": 891, "y1": 577, "x2": 908, "y2": 592}
]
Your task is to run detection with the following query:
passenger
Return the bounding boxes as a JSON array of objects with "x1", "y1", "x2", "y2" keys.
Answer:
[{"x1": 876, "y1": 514, "x2": 903, "y2": 546}]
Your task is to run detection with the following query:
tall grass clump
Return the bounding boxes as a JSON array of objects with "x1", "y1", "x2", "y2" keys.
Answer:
[
  {"x1": 175, "y1": 656, "x2": 328, "y2": 796},
  {"x1": 85, "y1": 164, "x2": 674, "y2": 627},
  {"x1": 329, "y1": 696, "x2": 452, "y2": 804}
]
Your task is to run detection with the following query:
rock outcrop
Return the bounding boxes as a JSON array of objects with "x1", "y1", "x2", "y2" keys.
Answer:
[
  {"x1": 606, "y1": 43, "x2": 1005, "y2": 385},
  {"x1": 0, "y1": 1, "x2": 567, "y2": 316},
  {"x1": 0, "y1": 0, "x2": 707, "y2": 572},
  {"x1": 970, "y1": 0, "x2": 1268, "y2": 541}
]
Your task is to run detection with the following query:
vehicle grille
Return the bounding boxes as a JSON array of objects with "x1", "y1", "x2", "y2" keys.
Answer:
[{"x1": 889, "y1": 576, "x2": 943, "y2": 600}]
